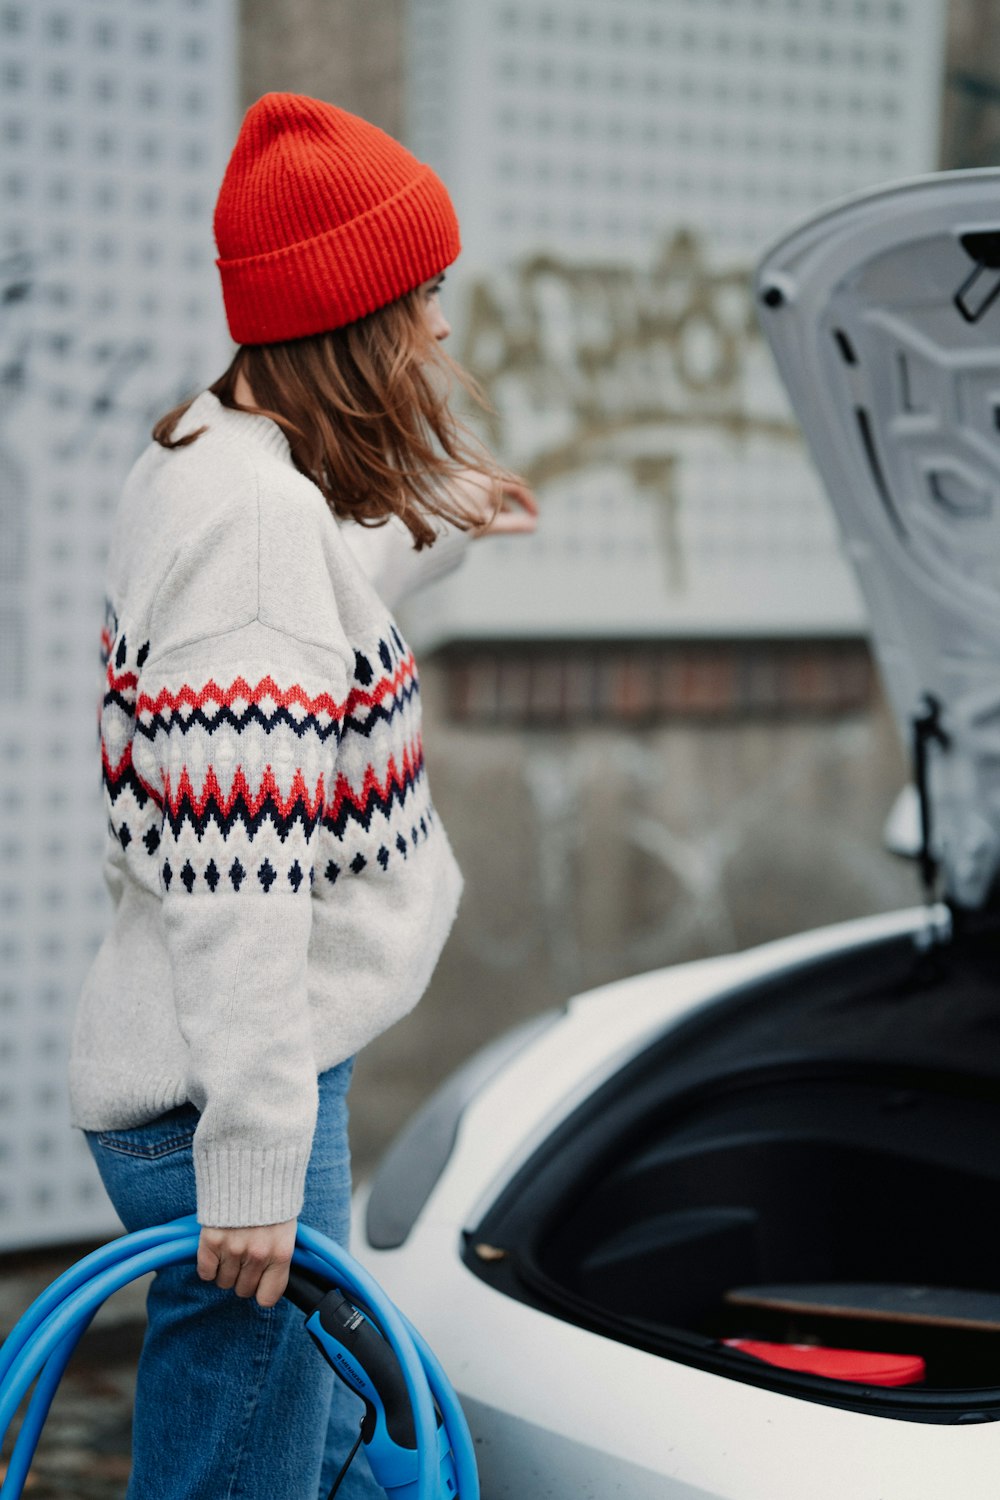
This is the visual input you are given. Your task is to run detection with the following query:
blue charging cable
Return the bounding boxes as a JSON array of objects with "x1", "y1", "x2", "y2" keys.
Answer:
[{"x1": 0, "y1": 1216, "x2": 478, "y2": 1500}]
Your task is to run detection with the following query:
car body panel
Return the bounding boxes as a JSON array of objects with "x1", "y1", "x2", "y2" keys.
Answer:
[{"x1": 353, "y1": 907, "x2": 1000, "y2": 1500}]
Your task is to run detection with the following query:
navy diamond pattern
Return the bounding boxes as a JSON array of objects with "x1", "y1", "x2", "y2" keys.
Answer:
[{"x1": 156, "y1": 840, "x2": 430, "y2": 891}]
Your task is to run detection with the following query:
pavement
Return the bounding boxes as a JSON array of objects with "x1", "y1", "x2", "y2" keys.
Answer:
[{"x1": 0, "y1": 1244, "x2": 144, "y2": 1496}]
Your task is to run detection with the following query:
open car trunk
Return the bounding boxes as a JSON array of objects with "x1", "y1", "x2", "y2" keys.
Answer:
[
  {"x1": 463, "y1": 171, "x2": 1000, "y2": 1426},
  {"x1": 464, "y1": 923, "x2": 1000, "y2": 1421}
]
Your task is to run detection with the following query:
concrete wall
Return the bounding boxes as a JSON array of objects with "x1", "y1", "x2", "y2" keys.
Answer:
[
  {"x1": 241, "y1": 0, "x2": 404, "y2": 134},
  {"x1": 940, "y1": 0, "x2": 1000, "y2": 168},
  {"x1": 351, "y1": 674, "x2": 917, "y2": 1166},
  {"x1": 240, "y1": 1, "x2": 981, "y2": 1178}
]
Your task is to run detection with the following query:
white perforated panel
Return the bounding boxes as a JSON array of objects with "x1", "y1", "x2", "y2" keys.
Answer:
[
  {"x1": 0, "y1": 0, "x2": 235, "y2": 1248},
  {"x1": 402, "y1": 0, "x2": 947, "y2": 645}
]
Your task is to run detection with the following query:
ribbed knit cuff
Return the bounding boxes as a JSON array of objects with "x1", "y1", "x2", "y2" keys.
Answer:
[{"x1": 194, "y1": 1142, "x2": 311, "y2": 1227}]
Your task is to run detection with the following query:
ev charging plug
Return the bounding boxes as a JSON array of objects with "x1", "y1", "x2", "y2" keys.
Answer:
[{"x1": 286, "y1": 1271, "x2": 458, "y2": 1499}]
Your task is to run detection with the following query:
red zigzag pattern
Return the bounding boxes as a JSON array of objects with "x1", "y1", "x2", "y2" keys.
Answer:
[
  {"x1": 132, "y1": 653, "x2": 418, "y2": 722},
  {"x1": 158, "y1": 736, "x2": 425, "y2": 824}
]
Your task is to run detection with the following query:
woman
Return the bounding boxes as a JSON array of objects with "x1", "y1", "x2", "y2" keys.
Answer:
[{"x1": 69, "y1": 92, "x2": 536, "y2": 1499}]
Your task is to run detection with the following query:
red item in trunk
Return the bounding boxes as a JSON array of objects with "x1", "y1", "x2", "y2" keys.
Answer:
[{"x1": 723, "y1": 1339, "x2": 926, "y2": 1386}]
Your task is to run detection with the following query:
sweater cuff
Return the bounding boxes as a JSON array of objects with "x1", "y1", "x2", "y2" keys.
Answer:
[{"x1": 194, "y1": 1141, "x2": 311, "y2": 1227}]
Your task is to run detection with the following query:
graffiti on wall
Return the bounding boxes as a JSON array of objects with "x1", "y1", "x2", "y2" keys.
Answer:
[{"x1": 456, "y1": 230, "x2": 802, "y2": 590}]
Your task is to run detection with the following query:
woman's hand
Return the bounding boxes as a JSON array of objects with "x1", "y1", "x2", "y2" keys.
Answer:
[
  {"x1": 197, "y1": 1220, "x2": 297, "y2": 1308},
  {"x1": 449, "y1": 468, "x2": 539, "y2": 537}
]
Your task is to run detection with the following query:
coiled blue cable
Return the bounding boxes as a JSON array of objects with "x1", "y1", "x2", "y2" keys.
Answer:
[{"x1": 0, "y1": 1216, "x2": 478, "y2": 1500}]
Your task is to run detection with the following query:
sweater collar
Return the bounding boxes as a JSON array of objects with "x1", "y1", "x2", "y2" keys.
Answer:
[{"x1": 184, "y1": 388, "x2": 293, "y2": 464}]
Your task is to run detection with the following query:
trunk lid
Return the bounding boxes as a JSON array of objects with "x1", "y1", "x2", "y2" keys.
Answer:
[{"x1": 756, "y1": 170, "x2": 1000, "y2": 911}]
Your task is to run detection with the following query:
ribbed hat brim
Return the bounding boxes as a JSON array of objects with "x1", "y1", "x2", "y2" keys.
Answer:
[{"x1": 217, "y1": 166, "x2": 461, "y2": 343}]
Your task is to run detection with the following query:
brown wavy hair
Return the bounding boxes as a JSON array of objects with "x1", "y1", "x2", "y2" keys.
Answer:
[{"x1": 152, "y1": 286, "x2": 516, "y2": 549}]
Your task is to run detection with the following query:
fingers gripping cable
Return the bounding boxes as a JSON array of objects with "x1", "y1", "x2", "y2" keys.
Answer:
[{"x1": 0, "y1": 1216, "x2": 478, "y2": 1500}]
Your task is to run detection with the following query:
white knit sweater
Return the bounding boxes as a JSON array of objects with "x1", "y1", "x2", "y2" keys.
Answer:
[{"x1": 69, "y1": 391, "x2": 466, "y2": 1227}]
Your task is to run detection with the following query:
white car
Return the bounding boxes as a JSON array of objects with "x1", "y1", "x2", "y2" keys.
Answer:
[{"x1": 354, "y1": 171, "x2": 1000, "y2": 1499}]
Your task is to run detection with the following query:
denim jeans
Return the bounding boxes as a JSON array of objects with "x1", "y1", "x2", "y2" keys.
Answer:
[{"x1": 86, "y1": 1059, "x2": 385, "y2": 1500}]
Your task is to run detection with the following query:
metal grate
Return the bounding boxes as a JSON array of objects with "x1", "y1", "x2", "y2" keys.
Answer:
[
  {"x1": 402, "y1": 0, "x2": 947, "y2": 646},
  {"x1": 0, "y1": 0, "x2": 236, "y2": 1249}
]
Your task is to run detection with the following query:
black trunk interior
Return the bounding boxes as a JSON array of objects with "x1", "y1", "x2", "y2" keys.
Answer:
[{"x1": 464, "y1": 923, "x2": 1000, "y2": 1420}]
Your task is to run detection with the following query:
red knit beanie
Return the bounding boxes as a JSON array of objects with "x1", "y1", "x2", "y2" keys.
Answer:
[{"x1": 213, "y1": 92, "x2": 461, "y2": 344}]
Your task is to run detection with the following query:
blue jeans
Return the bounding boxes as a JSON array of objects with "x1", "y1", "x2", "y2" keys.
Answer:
[{"x1": 86, "y1": 1059, "x2": 385, "y2": 1500}]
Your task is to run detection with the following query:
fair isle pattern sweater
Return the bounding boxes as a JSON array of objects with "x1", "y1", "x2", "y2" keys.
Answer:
[{"x1": 69, "y1": 391, "x2": 465, "y2": 1227}]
